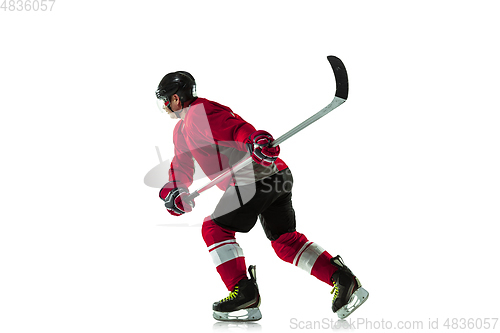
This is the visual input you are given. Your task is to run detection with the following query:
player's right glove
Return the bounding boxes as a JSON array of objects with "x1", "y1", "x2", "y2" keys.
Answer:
[
  {"x1": 245, "y1": 130, "x2": 280, "y2": 167},
  {"x1": 159, "y1": 181, "x2": 195, "y2": 216}
]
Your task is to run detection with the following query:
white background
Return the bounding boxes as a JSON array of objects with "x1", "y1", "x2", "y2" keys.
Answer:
[{"x1": 1, "y1": 1, "x2": 499, "y2": 332}]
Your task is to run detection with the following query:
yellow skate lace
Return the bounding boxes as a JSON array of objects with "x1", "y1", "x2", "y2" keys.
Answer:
[
  {"x1": 330, "y1": 281, "x2": 339, "y2": 301},
  {"x1": 220, "y1": 286, "x2": 239, "y2": 302}
]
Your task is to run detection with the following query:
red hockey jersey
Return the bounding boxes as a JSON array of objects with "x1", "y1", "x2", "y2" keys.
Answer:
[{"x1": 168, "y1": 98, "x2": 287, "y2": 190}]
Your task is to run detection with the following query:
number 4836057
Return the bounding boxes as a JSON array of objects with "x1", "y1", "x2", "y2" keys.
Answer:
[{"x1": 1, "y1": 0, "x2": 56, "y2": 11}]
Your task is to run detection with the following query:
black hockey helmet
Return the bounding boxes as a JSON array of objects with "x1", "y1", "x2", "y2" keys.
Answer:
[{"x1": 155, "y1": 71, "x2": 197, "y2": 107}]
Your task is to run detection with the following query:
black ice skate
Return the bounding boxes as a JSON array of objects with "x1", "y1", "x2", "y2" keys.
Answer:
[
  {"x1": 330, "y1": 255, "x2": 369, "y2": 319},
  {"x1": 212, "y1": 265, "x2": 262, "y2": 321}
]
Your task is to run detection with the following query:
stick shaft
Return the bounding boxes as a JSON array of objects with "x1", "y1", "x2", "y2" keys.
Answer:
[{"x1": 271, "y1": 97, "x2": 345, "y2": 147}]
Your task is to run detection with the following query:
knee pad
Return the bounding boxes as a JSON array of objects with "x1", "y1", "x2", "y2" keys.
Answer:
[
  {"x1": 271, "y1": 231, "x2": 308, "y2": 263},
  {"x1": 201, "y1": 216, "x2": 236, "y2": 247}
]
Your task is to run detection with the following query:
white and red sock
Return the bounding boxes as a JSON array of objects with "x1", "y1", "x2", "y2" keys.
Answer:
[
  {"x1": 202, "y1": 217, "x2": 248, "y2": 291},
  {"x1": 271, "y1": 231, "x2": 337, "y2": 286}
]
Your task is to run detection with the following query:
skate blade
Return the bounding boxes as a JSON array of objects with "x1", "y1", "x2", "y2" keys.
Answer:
[
  {"x1": 213, "y1": 308, "x2": 262, "y2": 322},
  {"x1": 336, "y1": 287, "x2": 369, "y2": 319}
]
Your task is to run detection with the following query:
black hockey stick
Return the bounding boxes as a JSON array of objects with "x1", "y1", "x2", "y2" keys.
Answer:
[{"x1": 186, "y1": 55, "x2": 349, "y2": 203}]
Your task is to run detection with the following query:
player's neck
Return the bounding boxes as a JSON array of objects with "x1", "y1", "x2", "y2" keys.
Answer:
[{"x1": 179, "y1": 108, "x2": 188, "y2": 120}]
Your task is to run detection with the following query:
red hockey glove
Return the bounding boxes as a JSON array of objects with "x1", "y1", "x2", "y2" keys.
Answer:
[
  {"x1": 159, "y1": 181, "x2": 195, "y2": 216},
  {"x1": 245, "y1": 130, "x2": 280, "y2": 167}
]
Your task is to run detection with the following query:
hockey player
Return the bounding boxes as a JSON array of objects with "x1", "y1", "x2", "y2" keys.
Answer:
[{"x1": 155, "y1": 71, "x2": 368, "y2": 321}]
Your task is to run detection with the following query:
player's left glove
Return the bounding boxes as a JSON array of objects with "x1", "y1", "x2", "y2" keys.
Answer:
[
  {"x1": 159, "y1": 181, "x2": 194, "y2": 216},
  {"x1": 245, "y1": 130, "x2": 280, "y2": 167}
]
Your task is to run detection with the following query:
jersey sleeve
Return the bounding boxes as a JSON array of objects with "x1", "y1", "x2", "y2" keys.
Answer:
[{"x1": 169, "y1": 122, "x2": 195, "y2": 187}]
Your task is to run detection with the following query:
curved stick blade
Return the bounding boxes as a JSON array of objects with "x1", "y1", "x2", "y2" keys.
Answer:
[{"x1": 327, "y1": 55, "x2": 349, "y2": 100}]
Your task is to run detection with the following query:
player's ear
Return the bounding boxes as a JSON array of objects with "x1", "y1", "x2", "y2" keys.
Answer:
[{"x1": 171, "y1": 94, "x2": 180, "y2": 104}]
